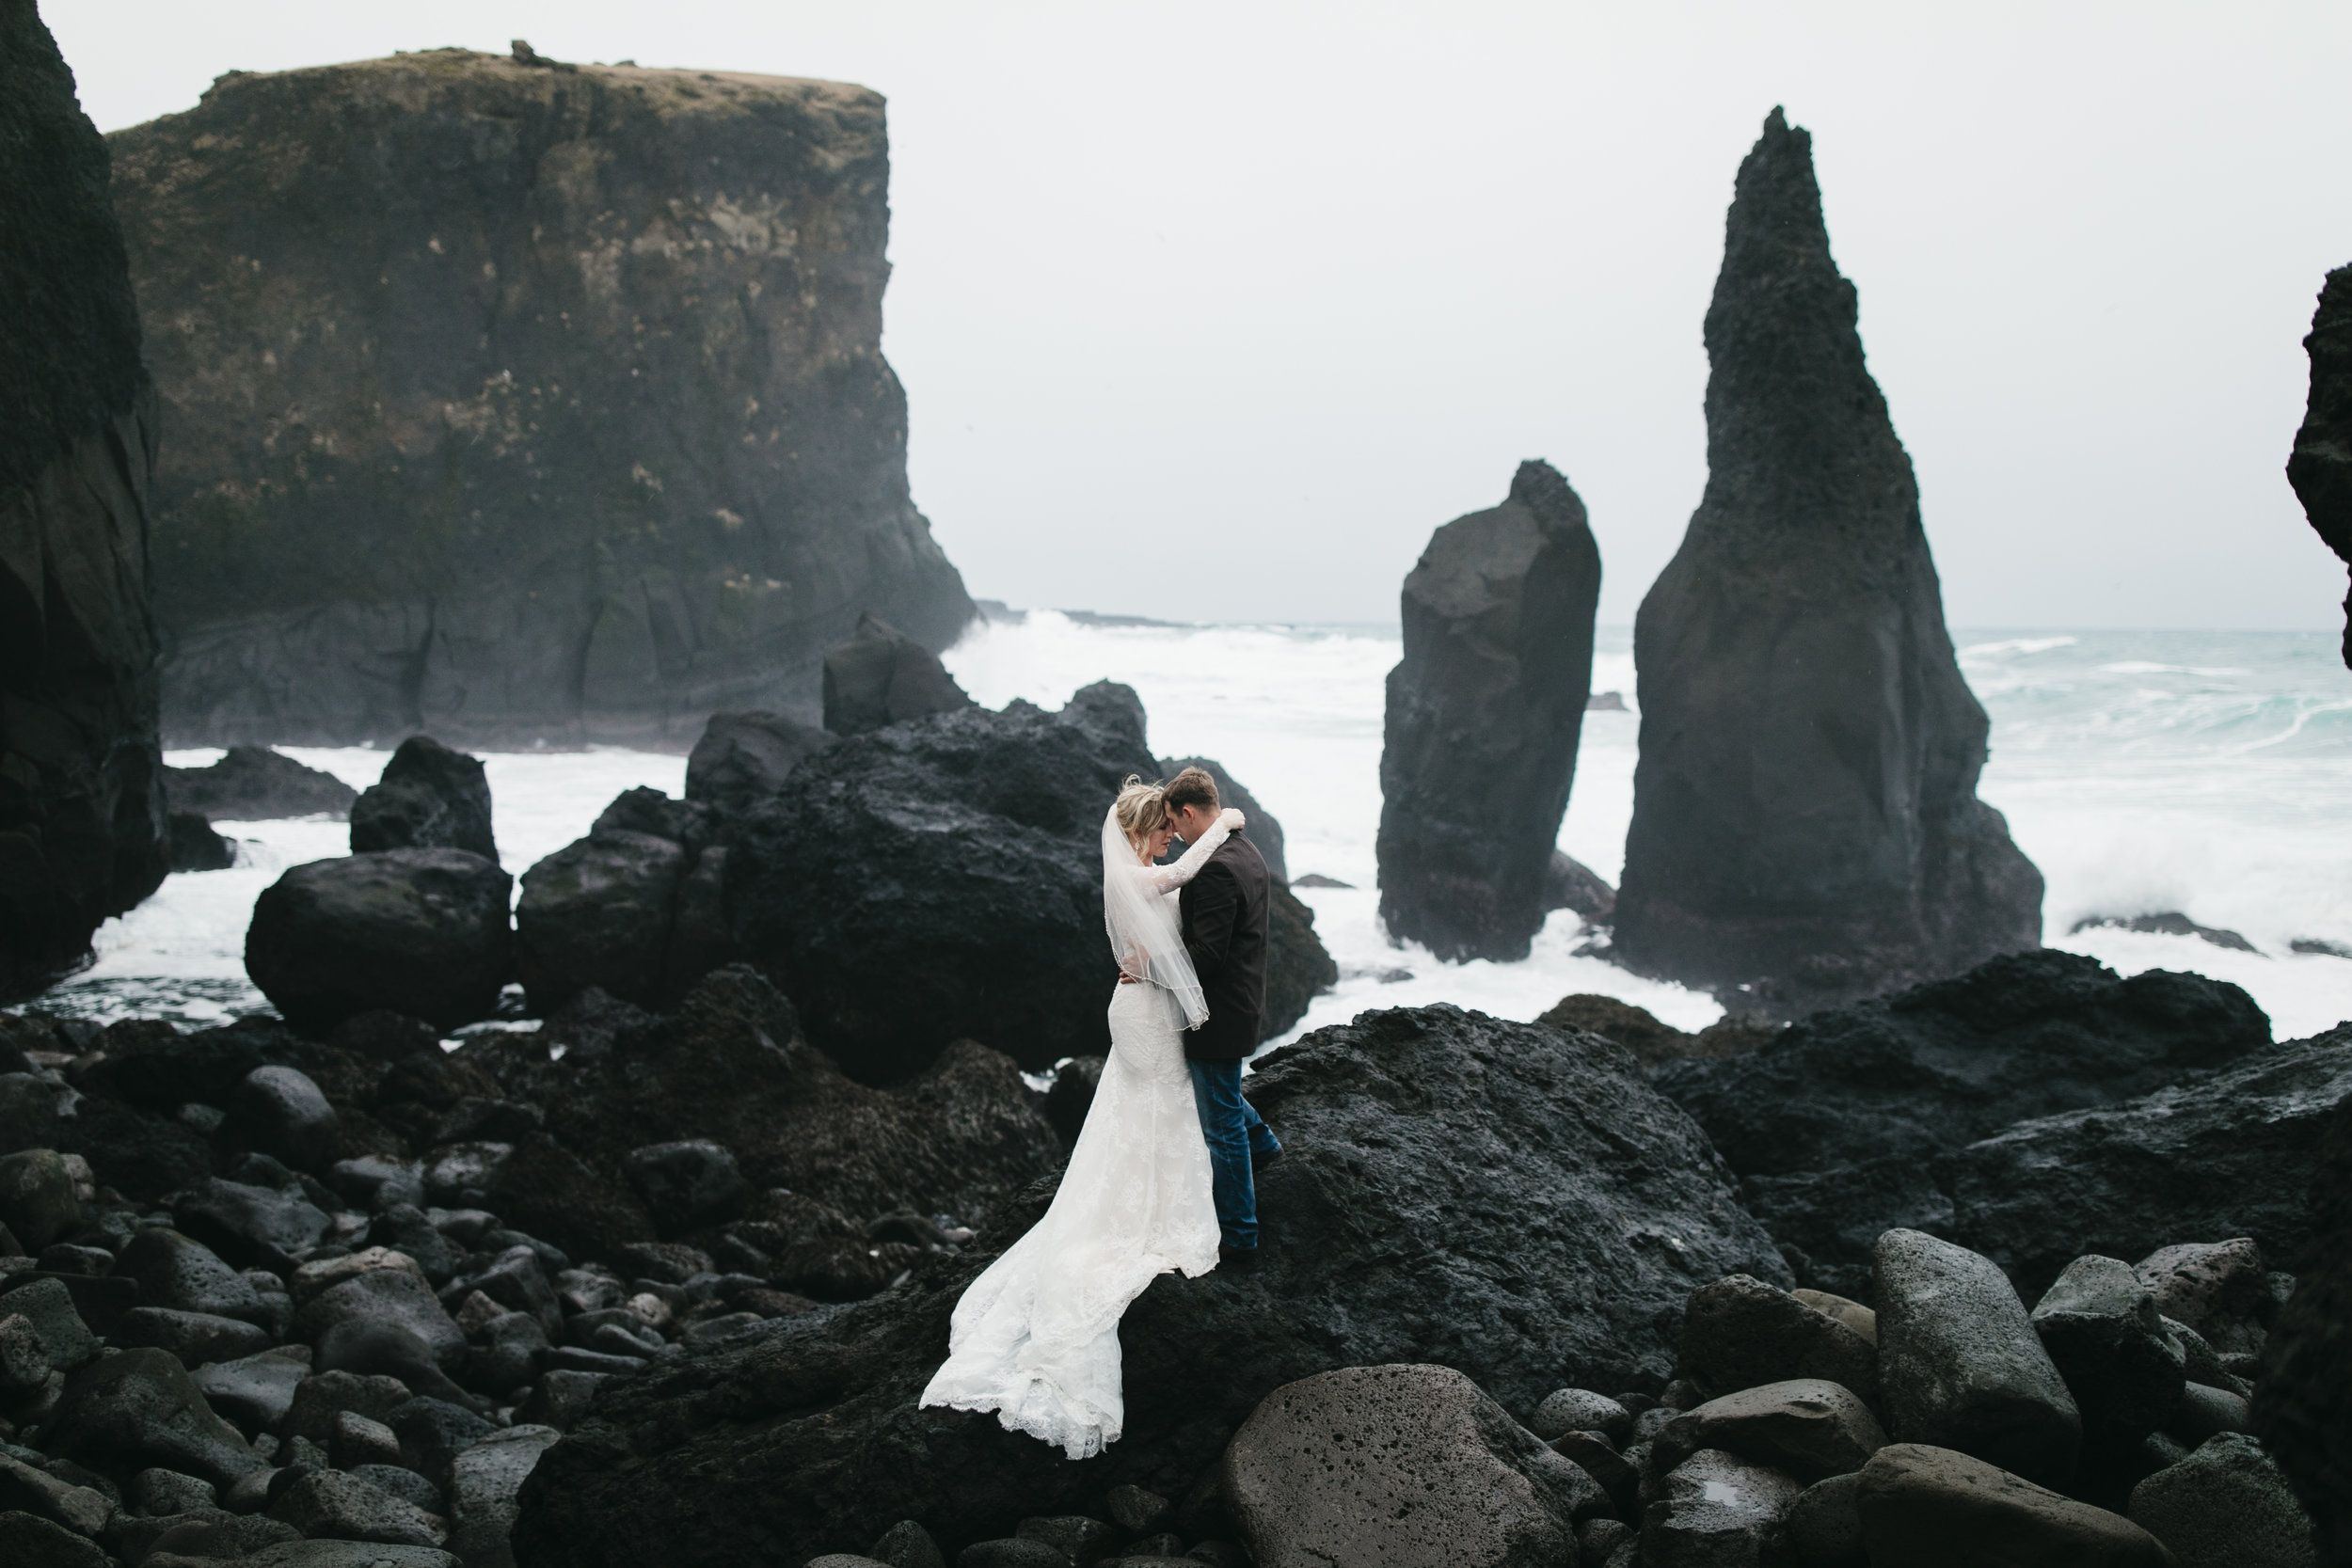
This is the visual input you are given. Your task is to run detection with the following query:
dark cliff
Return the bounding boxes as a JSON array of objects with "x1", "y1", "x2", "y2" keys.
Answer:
[
  {"x1": 2289, "y1": 265, "x2": 2352, "y2": 669},
  {"x1": 0, "y1": 0, "x2": 168, "y2": 999},
  {"x1": 1613, "y1": 109, "x2": 2042, "y2": 1015},
  {"x1": 1377, "y1": 460, "x2": 1600, "y2": 961},
  {"x1": 107, "y1": 47, "x2": 974, "y2": 746}
]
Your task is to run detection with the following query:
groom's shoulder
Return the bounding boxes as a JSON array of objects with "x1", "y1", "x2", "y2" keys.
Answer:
[{"x1": 1214, "y1": 831, "x2": 1269, "y2": 881}]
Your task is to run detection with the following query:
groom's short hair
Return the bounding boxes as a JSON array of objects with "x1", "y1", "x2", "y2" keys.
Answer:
[{"x1": 1164, "y1": 767, "x2": 1219, "y2": 816}]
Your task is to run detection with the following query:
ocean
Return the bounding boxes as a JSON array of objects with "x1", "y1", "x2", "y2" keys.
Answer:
[{"x1": 33, "y1": 618, "x2": 2352, "y2": 1046}]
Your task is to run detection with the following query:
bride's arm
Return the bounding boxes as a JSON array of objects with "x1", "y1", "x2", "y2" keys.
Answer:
[{"x1": 1140, "y1": 808, "x2": 1244, "y2": 895}]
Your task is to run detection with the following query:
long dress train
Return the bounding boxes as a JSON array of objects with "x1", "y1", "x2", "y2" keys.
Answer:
[{"x1": 917, "y1": 828, "x2": 1228, "y2": 1459}]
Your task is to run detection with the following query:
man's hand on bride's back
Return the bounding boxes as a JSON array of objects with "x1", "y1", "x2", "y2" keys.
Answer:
[{"x1": 1218, "y1": 808, "x2": 1245, "y2": 832}]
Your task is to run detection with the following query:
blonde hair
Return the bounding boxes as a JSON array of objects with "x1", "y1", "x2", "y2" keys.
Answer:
[{"x1": 1113, "y1": 775, "x2": 1168, "y2": 850}]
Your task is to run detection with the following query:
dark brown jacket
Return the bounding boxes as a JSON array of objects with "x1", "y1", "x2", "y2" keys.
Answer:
[{"x1": 1180, "y1": 830, "x2": 1270, "y2": 1060}]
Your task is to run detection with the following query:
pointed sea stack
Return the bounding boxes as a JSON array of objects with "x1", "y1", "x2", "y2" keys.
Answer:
[
  {"x1": 106, "y1": 48, "x2": 974, "y2": 747},
  {"x1": 0, "y1": 7, "x2": 168, "y2": 999},
  {"x1": 1377, "y1": 460, "x2": 1601, "y2": 961},
  {"x1": 1613, "y1": 109, "x2": 2042, "y2": 1013},
  {"x1": 2289, "y1": 265, "x2": 2352, "y2": 668}
]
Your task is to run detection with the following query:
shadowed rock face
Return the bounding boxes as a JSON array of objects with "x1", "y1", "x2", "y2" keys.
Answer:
[
  {"x1": 2289, "y1": 265, "x2": 2352, "y2": 668},
  {"x1": 1613, "y1": 108, "x2": 2042, "y2": 1015},
  {"x1": 0, "y1": 5, "x2": 168, "y2": 1000},
  {"x1": 509, "y1": 1005, "x2": 1788, "y2": 1565},
  {"x1": 106, "y1": 48, "x2": 973, "y2": 748},
  {"x1": 1377, "y1": 460, "x2": 1601, "y2": 962}
]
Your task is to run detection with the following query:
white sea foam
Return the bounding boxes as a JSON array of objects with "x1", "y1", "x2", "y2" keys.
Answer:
[{"x1": 32, "y1": 619, "x2": 2352, "y2": 1044}]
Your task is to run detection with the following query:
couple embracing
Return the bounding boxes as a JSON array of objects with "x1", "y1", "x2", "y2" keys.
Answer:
[{"x1": 919, "y1": 767, "x2": 1282, "y2": 1459}]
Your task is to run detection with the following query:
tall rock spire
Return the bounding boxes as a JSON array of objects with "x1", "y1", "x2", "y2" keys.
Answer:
[
  {"x1": 0, "y1": 1, "x2": 168, "y2": 999},
  {"x1": 1377, "y1": 459, "x2": 1601, "y2": 961},
  {"x1": 1613, "y1": 108, "x2": 2042, "y2": 1013},
  {"x1": 2288, "y1": 265, "x2": 2352, "y2": 668}
]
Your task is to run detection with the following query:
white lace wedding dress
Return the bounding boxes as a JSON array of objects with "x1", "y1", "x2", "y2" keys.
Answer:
[{"x1": 916, "y1": 812, "x2": 1232, "y2": 1459}]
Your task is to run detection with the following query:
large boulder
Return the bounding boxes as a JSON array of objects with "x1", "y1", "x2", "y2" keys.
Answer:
[
  {"x1": 728, "y1": 681, "x2": 1310, "y2": 1079},
  {"x1": 516, "y1": 831, "x2": 688, "y2": 1013},
  {"x1": 510, "y1": 1004, "x2": 1789, "y2": 1565},
  {"x1": 1222, "y1": 1365, "x2": 1601, "y2": 1568},
  {"x1": 1375, "y1": 460, "x2": 1600, "y2": 961},
  {"x1": 163, "y1": 746, "x2": 357, "y2": 819},
  {"x1": 499, "y1": 965, "x2": 1057, "y2": 1233},
  {"x1": 1855, "y1": 1444, "x2": 2173, "y2": 1566},
  {"x1": 246, "y1": 848, "x2": 513, "y2": 1034},
  {"x1": 1939, "y1": 1022, "x2": 2352, "y2": 1297},
  {"x1": 110, "y1": 49, "x2": 973, "y2": 747},
  {"x1": 1613, "y1": 107, "x2": 2042, "y2": 1013},
  {"x1": 0, "y1": 2, "x2": 168, "y2": 1000},
  {"x1": 822, "y1": 612, "x2": 974, "y2": 736},
  {"x1": 2289, "y1": 265, "x2": 2352, "y2": 668},
  {"x1": 350, "y1": 737, "x2": 497, "y2": 861},
  {"x1": 1874, "y1": 1229, "x2": 2080, "y2": 1487},
  {"x1": 683, "y1": 712, "x2": 835, "y2": 818},
  {"x1": 2130, "y1": 1432, "x2": 2318, "y2": 1568},
  {"x1": 1655, "y1": 949, "x2": 2273, "y2": 1295}
]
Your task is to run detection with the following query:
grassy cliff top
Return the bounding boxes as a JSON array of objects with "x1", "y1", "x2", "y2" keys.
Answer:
[{"x1": 148, "y1": 45, "x2": 879, "y2": 130}]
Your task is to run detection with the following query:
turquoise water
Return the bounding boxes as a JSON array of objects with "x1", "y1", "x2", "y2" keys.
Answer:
[{"x1": 32, "y1": 620, "x2": 2352, "y2": 1043}]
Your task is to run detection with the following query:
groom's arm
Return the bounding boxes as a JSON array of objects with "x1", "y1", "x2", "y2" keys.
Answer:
[{"x1": 1183, "y1": 862, "x2": 1241, "y2": 984}]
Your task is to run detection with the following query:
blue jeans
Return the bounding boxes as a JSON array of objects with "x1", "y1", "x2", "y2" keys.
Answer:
[{"x1": 1189, "y1": 1058, "x2": 1282, "y2": 1250}]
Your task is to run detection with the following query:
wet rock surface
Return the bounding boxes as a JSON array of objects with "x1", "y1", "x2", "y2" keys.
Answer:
[
  {"x1": 0, "y1": 1, "x2": 168, "y2": 1001},
  {"x1": 1613, "y1": 107, "x2": 2042, "y2": 1013},
  {"x1": 726, "y1": 682, "x2": 1330, "y2": 1080},
  {"x1": 511, "y1": 1004, "x2": 1786, "y2": 1564},
  {"x1": 1655, "y1": 948, "x2": 2274, "y2": 1294},
  {"x1": 1376, "y1": 459, "x2": 1602, "y2": 962},
  {"x1": 1223, "y1": 1365, "x2": 1597, "y2": 1568},
  {"x1": 823, "y1": 613, "x2": 975, "y2": 737},
  {"x1": 1856, "y1": 1443, "x2": 2173, "y2": 1566},
  {"x1": 349, "y1": 739, "x2": 497, "y2": 863},
  {"x1": 246, "y1": 849, "x2": 513, "y2": 1035},
  {"x1": 1874, "y1": 1229, "x2": 2080, "y2": 1487},
  {"x1": 1939, "y1": 1022, "x2": 2352, "y2": 1296},
  {"x1": 111, "y1": 48, "x2": 973, "y2": 747}
]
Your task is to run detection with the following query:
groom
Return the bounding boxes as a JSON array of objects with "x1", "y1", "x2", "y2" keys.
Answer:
[{"x1": 1163, "y1": 767, "x2": 1282, "y2": 1260}]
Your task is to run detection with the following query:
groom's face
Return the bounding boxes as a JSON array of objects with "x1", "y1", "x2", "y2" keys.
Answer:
[{"x1": 1169, "y1": 802, "x2": 1213, "y2": 844}]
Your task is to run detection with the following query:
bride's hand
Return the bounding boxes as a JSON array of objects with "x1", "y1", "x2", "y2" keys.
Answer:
[{"x1": 1218, "y1": 808, "x2": 1245, "y2": 832}]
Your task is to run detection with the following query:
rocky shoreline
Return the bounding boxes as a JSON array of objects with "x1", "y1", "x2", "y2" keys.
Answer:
[{"x1": 0, "y1": 958, "x2": 2335, "y2": 1567}]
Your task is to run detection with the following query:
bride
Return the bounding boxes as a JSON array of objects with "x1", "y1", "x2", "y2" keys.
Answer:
[{"x1": 918, "y1": 777, "x2": 1246, "y2": 1459}]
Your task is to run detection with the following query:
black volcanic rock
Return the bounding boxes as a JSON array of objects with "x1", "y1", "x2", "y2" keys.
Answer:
[
  {"x1": 2289, "y1": 265, "x2": 2352, "y2": 668},
  {"x1": 516, "y1": 830, "x2": 688, "y2": 1013},
  {"x1": 163, "y1": 746, "x2": 357, "y2": 820},
  {"x1": 167, "y1": 811, "x2": 236, "y2": 872},
  {"x1": 0, "y1": 5, "x2": 168, "y2": 999},
  {"x1": 246, "y1": 848, "x2": 513, "y2": 1034},
  {"x1": 1655, "y1": 949, "x2": 2273, "y2": 1294},
  {"x1": 1376, "y1": 460, "x2": 1600, "y2": 961},
  {"x1": 2252, "y1": 1086, "x2": 2352, "y2": 1560},
  {"x1": 1939, "y1": 1022, "x2": 2352, "y2": 1298},
  {"x1": 822, "y1": 612, "x2": 975, "y2": 736},
  {"x1": 727, "y1": 682, "x2": 1299, "y2": 1080},
  {"x1": 498, "y1": 964, "x2": 1060, "y2": 1233},
  {"x1": 349, "y1": 736, "x2": 497, "y2": 861},
  {"x1": 109, "y1": 49, "x2": 973, "y2": 747},
  {"x1": 683, "y1": 711, "x2": 836, "y2": 818},
  {"x1": 1613, "y1": 109, "x2": 2042, "y2": 1013},
  {"x1": 510, "y1": 1005, "x2": 1788, "y2": 1565}
]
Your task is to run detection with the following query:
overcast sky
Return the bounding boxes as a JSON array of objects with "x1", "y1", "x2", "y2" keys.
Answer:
[{"x1": 55, "y1": 1, "x2": 2352, "y2": 630}]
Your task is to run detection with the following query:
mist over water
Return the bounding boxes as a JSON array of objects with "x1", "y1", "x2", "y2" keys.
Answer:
[{"x1": 35, "y1": 617, "x2": 2352, "y2": 1043}]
